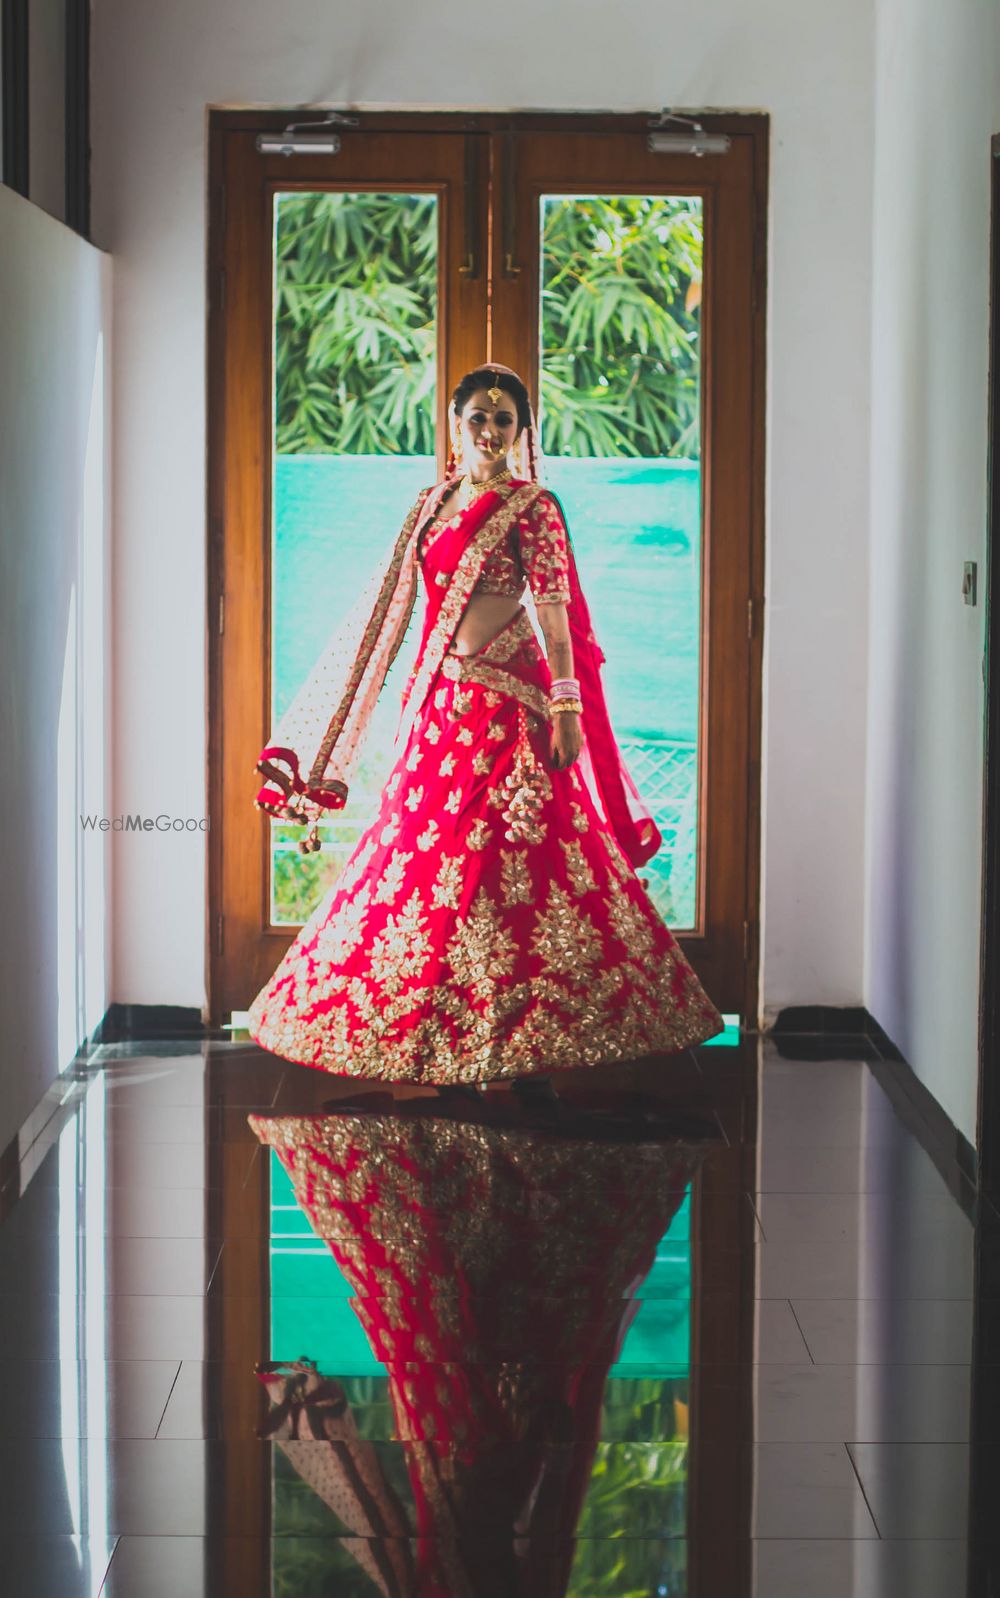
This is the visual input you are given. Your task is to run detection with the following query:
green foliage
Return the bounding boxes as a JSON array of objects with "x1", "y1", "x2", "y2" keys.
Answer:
[
  {"x1": 271, "y1": 835, "x2": 342, "y2": 924},
  {"x1": 540, "y1": 196, "x2": 702, "y2": 459},
  {"x1": 274, "y1": 192, "x2": 438, "y2": 455},
  {"x1": 273, "y1": 191, "x2": 702, "y2": 459}
]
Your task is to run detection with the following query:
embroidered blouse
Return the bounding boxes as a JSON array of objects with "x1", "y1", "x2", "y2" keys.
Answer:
[{"x1": 421, "y1": 488, "x2": 572, "y2": 605}]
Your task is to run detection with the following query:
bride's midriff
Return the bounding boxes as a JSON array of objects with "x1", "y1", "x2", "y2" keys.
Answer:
[{"x1": 448, "y1": 593, "x2": 524, "y2": 657}]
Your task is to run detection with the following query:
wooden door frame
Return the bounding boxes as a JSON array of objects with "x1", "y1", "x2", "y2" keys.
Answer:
[
  {"x1": 977, "y1": 135, "x2": 1000, "y2": 1206},
  {"x1": 206, "y1": 109, "x2": 768, "y2": 1028}
]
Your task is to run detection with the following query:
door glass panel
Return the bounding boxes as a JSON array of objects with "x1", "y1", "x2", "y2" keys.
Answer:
[
  {"x1": 539, "y1": 195, "x2": 704, "y2": 928},
  {"x1": 269, "y1": 191, "x2": 438, "y2": 925}
]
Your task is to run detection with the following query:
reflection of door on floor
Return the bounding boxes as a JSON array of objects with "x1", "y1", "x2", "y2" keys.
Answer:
[{"x1": 208, "y1": 115, "x2": 766, "y2": 1022}]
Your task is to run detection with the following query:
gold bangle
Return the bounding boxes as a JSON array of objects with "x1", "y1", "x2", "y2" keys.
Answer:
[{"x1": 550, "y1": 699, "x2": 583, "y2": 716}]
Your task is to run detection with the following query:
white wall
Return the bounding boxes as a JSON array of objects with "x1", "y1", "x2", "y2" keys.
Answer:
[
  {"x1": 0, "y1": 186, "x2": 112, "y2": 1155},
  {"x1": 865, "y1": 0, "x2": 1000, "y2": 1144},
  {"x1": 91, "y1": 0, "x2": 876, "y2": 1023}
]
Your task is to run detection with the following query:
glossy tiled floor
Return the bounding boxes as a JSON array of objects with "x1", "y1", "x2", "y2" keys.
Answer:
[{"x1": 0, "y1": 1033, "x2": 997, "y2": 1596}]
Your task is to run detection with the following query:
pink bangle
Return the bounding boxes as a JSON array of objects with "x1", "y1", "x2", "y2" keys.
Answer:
[{"x1": 550, "y1": 678, "x2": 580, "y2": 700}]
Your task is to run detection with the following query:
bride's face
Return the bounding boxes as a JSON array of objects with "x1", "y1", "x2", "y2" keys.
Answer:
[{"x1": 457, "y1": 388, "x2": 520, "y2": 468}]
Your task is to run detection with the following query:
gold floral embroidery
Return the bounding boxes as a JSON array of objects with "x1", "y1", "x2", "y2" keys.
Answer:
[
  {"x1": 433, "y1": 615, "x2": 552, "y2": 723},
  {"x1": 487, "y1": 720, "x2": 506, "y2": 742},
  {"x1": 380, "y1": 819, "x2": 399, "y2": 847},
  {"x1": 431, "y1": 854, "x2": 464, "y2": 910},
  {"x1": 312, "y1": 880, "x2": 373, "y2": 963},
  {"x1": 571, "y1": 802, "x2": 589, "y2": 834},
  {"x1": 561, "y1": 838, "x2": 597, "y2": 897},
  {"x1": 251, "y1": 934, "x2": 724, "y2": 1080},
  {"x1": 434, "y1": 688, "x2": 448, "y2": 709},
  {"x1": 444, "y1": 887, "x2": 517, "y2": 999},
  {"x1": 417, "y1": 818, "x2": 440, "y2": 852},
  {"x1": 456, "y1": 727, "x2": 473, "y2": 746},
  {"x1": 440, "y1": 754, "x2": 456, "y2": 778},
  {"x1": 444, "y1": 789, "x2": 461, "y2": 815},
  {"x1": 404, "y1": 786, "x2": 425, "y2": 812},
  {"x1": 531, "y1": 883, "x2": 603, "y2": 976},
  {"x1": 606, "y1": 876, "x2": 654, "y2": 960},
  {"x1": 367, "y1": 888, "x2": 431, "y2": 997},
  {"x1": 455, "y1": 660, "x2": 551, "y2": 722},
  {"x1": 386, "y1": 770, "x2": 402, "y2": 799},
  {"x1": 426, "y1": 723, "x2": 442, "y2": 745},
  {"x1": 374, "y1": 848, "x2": 413, "y2": 905},
  {"x1": 598, "y1": 827, "x2": 632, "y2": 884},
  {"x1": 518, "y1": 490, "x2": 573, "y2": 604},
  {"x1": 466, "y1": 818, "x2": 490, "y2": 851},
  {"x1": 466, "y1": 491, "x2": 572, "y2": 603},
  {"x1": 405, "y1": 745, "x2": 423, "y2": 771},
  {"x1": 500, "y1": 849, "x2": 534, "y2": 906},
  {"x1": 450, "y1": 689, "x2": 474, "y2": 720},
  {"x1": 472, "y1": 750, "x2": 493, "y2": 777}
]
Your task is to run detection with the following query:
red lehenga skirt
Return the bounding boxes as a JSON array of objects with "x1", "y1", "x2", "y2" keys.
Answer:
[{"x1": 247, "y1": 609, "x2": 724, "y2": 1084}]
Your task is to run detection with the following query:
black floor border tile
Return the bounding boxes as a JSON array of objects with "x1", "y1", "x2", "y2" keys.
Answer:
[
  {"x1": 92, "y1": 1003, "x2": 225, "y2": 1043},
  {"x1": 764, "y1": 1015, "x2": 980, "y2": 1220}
]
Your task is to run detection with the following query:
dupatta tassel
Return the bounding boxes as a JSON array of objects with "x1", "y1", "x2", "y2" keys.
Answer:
[{"x1": 254, "y1": 747, "x2": 348, "y2": 819}]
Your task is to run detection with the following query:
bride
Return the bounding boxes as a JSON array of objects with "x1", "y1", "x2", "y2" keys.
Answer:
[{"x1": 248, "y1": 363, "x2": 724, "y2": 1083}]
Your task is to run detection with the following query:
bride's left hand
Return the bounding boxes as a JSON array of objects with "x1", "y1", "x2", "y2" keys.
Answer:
[{"x1": 550, "y1": 712, "x2": 582, "y2": 771}]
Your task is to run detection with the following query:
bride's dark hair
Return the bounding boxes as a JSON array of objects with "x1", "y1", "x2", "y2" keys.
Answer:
[{"x1": 451, "y1": 367, "x2": 532, "y2": 434}]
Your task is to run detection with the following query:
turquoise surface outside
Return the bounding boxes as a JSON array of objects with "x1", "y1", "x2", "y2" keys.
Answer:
[
  {"x1": 268, "y1": 1153, "x2": 692, "y2": 1378},
  {"x1": 272, "y1": 455, "x2": 701, "y2": 743}
]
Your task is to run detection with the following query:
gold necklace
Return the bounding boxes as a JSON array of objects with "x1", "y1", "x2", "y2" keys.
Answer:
[{"x1": 458, "y1": 465, "x2": 512, "y2": 507}]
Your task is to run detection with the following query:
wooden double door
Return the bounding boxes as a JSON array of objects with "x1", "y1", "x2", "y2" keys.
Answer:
[{"x1": 207, "y1": 111, "x2": 766, "y2": 1024}]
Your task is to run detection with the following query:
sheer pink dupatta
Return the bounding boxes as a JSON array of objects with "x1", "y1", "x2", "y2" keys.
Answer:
[{"x1": 253, "y1": 486, "x2": 441, "y2": 834}]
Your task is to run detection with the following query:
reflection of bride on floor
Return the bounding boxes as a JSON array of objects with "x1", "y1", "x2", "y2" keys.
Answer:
[
  {"x1": 250, "y1": 1092, "x2": 719, "y2": 1597},
  {"x1": 247, "y1": 362, "x2": 723, "y2": 1087}
]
